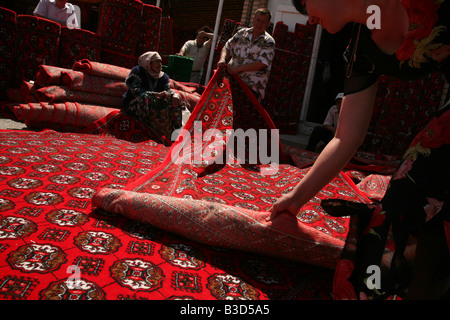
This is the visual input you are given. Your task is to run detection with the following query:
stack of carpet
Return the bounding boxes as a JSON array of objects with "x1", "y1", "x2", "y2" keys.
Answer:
[{"x1": 3, "y1": 59, "x2": 204, "y2": 133}]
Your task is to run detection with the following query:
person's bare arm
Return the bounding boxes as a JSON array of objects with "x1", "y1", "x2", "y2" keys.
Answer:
[
  {"x1": 268, "y1": 82, "x2": 378, "y2": 220},
  {"x1": 199, "y1": 31, "x2": 214, "y2": 39},
  {"x1": 177, "y1": 41, "x2": 189, "y2": 56},
  {"x1": 217, "y1": 46, "x2": 229, "y2": 68}
]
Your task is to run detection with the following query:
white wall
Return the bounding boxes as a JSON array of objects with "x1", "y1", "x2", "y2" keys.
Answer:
[{"x1": 268, "y1": 0, "x2": 308, "y2": 31}]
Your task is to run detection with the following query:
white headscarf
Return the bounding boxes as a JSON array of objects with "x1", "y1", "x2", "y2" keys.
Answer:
[{"x1": 138, "y1": 51, "x2": 164, "y2": 79}]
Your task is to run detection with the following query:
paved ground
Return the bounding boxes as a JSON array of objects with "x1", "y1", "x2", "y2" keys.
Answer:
[
  {"x1": 0, "y1": 116, "x2": 309, "y2": 149},
  {"x1": 0, "y1": 118, "x2": 28, "y2": 131}
]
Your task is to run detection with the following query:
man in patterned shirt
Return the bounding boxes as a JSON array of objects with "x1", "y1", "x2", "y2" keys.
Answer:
[{"x1": 217, "y1": 8, "x2": 275, "y2": 100}]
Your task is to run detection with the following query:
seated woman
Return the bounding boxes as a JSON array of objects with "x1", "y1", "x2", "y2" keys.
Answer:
[{"x1": 123, "y1": 51, "x2": 182, "y2": 140}]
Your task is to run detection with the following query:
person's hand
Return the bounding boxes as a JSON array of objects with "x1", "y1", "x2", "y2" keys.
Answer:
[
  {"x1": 226, "y1": 65, "x2": 239, "y2": 75},
  {"x1": 217, "y1": 59, "x2": 226, "y2": 68},
  {"x1": 267, "y1": 191, "x2": 302, "y2": 222},
  {"x1": 153, "y1": 91, "x2": 169, "y2": 100},
  {"x1": 172, "y1": 93, "x2": 181, "y2": 107}
]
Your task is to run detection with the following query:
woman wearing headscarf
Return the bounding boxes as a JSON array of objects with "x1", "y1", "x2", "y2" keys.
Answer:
[{"x1": 123, "y1": 51, "x2": 181, "y2": 140}]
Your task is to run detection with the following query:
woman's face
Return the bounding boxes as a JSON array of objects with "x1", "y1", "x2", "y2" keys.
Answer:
[
  {"x1": 303, "y1": 0, "x2": 348, "y2": 34},
  {"x1": 151, "y1": 59, "x2": 162, "y2": 73}
]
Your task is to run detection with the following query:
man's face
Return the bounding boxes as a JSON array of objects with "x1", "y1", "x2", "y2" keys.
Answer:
[
  {"x1": 196, "y1": 34, "x2": 208, "y2": 46},
  {"x1": 252, "y1": 13, "x2": 270, "y2": 35}
]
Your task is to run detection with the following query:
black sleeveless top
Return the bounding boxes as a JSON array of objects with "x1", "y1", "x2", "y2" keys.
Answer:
[{"x1": 344, "y1": 0, "x2": 450, "y2": 94}]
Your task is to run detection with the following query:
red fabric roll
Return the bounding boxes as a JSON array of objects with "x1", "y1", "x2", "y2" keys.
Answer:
[
  {"x1": 14, "y1": 101, "x2": 119, "y2": 130},
  {"x1": 72, "y1": 59, "x2": 130, "y2": 80},
  {"x1": 60, "y1": 70, "x2": 128, "y2": 97},
  {"x1": 35, "y1": 65, "x2": 72, "y2": 87},
  {"x1": 35, "y1": 85, "x2": 124, "y2": 107}
]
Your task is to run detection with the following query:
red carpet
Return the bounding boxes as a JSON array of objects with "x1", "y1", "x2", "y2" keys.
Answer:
[
  {"x1": 0, "y1": 116, "x2": 336, "y2": 300},
  {"x1": 0, "y1": 66, "x2": 391, "y2": 300},
  {"x1": 92, "y1": 70, "x2": 373, "y2": 269},
  {"x1": 8, "y1": 63, "x2": 202, "y2": 132}
]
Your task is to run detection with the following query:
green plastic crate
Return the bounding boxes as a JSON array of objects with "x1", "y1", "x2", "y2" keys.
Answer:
[{"x1": 167, "y1": 55, "x2": 193, "y2": 82}]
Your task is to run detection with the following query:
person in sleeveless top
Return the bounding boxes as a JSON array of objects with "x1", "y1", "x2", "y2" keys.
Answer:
[{"x1": 269, "y1": 0, "x2": 450, "y2": 299}]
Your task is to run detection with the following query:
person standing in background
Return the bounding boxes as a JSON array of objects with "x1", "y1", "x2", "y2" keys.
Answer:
[
  {"x1": 178, "y1": 30, "x2": 214, "y2": 84},
  {"x1": 217, "y1": 8, "x2": 275, "y2": 101},
  {"x1": 306, "y1": 93, "x2": 343, "y2": 152},
  {"x1": 270, "y1": 0, "x2": 450, "y2": 300}
]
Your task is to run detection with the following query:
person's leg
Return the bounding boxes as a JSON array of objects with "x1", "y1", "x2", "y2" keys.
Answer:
[
  {"x1": 334, "y1": 106, "x2": 450, "y2": 299},
  {"x1": 306, "y1": 126, "x2": 331, "y2": 151},
  {"x1": 405, "y1": 224, "x2": 450, "y2": 299}
]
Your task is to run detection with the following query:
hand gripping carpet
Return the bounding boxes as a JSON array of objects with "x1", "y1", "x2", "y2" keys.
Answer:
[
  {"x1": 92, "y1": 69, "x2": 373, "y2": 271},
  {"x1": 0, "y1": 68, "x2": 372, "y2": 300}
]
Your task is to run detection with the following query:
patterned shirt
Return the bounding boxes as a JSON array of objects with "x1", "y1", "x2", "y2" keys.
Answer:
[{"x1": 225, "y1": 27, "x2": 275, "y2": 99}]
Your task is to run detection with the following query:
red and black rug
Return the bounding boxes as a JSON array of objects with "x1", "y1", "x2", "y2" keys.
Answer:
[{"x1": 0, "y1": 68, "x2": 379, "y2": 300}]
